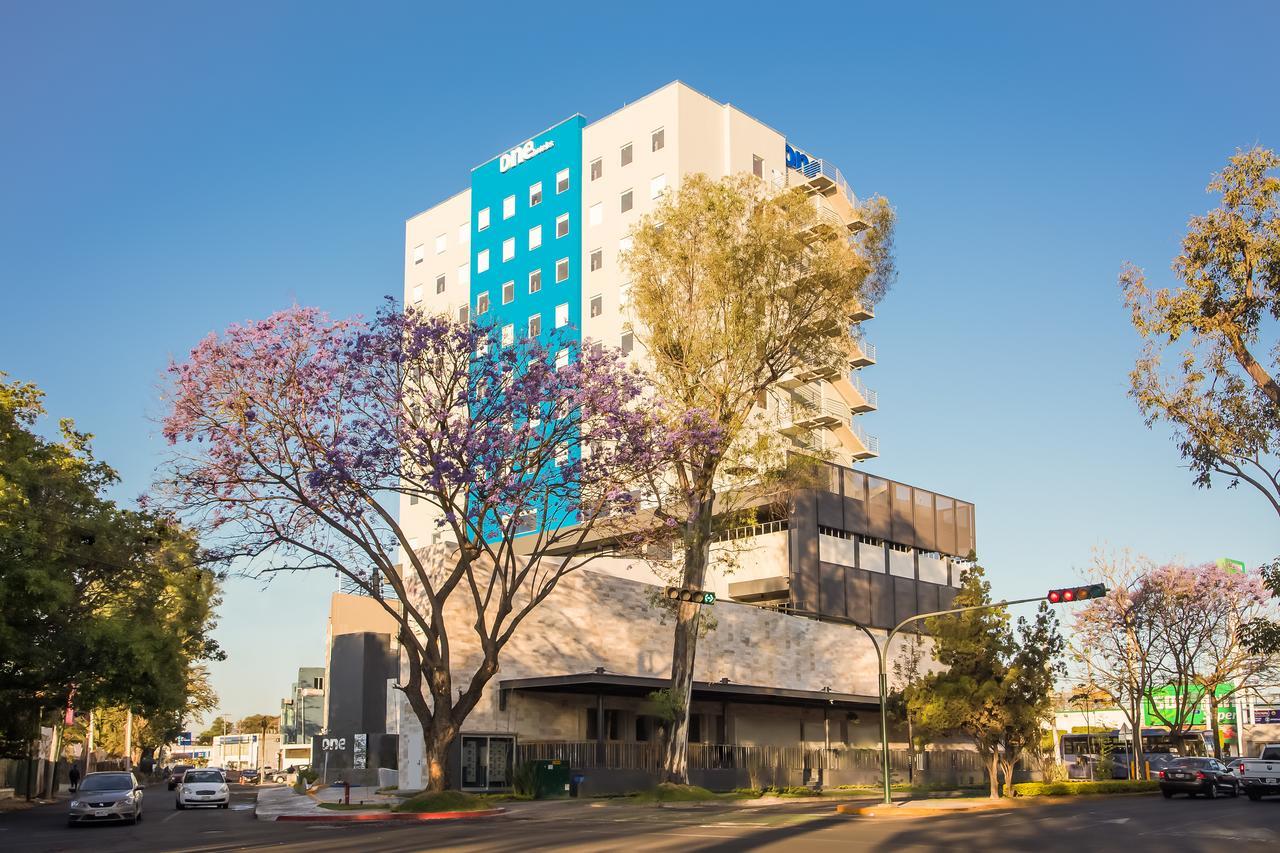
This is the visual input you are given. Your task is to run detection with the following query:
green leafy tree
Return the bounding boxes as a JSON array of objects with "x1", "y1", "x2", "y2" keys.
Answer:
[
  {"x1": 1121, "y1": 146, "x2": 1280, "y2": 516},
  {"x1": 624, "y1": 172, "x2": 895, "y2": 782},
  {"x1": 238, "y1": 714, "x2": 281, "y2": 736},
  {"x1": 906, "y1": 565, "x2": 1064, "y2": 798},
  {"x1": 199, "y1": 715, "x2": 234, "y2": 745},
  {"x1": 0, "y1": 374, "x2": 223, "y2": 756}
]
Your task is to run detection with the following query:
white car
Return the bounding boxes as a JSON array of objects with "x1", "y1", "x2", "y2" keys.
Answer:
[{"x1": 176, "y1": 768, "x2": 230, "y2": 809}]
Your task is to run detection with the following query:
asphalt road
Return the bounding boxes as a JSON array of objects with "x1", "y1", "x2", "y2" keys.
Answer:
[{"x1": 2, "y1": 786, "x2": 1278, "y2": 852}]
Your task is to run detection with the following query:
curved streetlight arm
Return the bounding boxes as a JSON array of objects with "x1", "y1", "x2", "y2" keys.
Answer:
[{"x1": 861, "y1": 595, "x2": 1047, "y2": 804}]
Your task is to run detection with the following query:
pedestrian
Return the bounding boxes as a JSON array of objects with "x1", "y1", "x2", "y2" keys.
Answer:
[{"x1": 69, "y1": 762, "x2": 81, "y2": 793}]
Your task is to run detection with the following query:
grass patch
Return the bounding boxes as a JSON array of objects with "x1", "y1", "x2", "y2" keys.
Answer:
[
  {"x1": 731, "y1": 785, "x2": 823, "y2": 798},
  {"x1": 375, "y1": 785, "x2": 398, "y2": 793},
  {"x1": 318, "y1": 802, "x2": 391, "y2": 811},
  {"x1": 1012, "y1": 780, "x2": 1159, "y2": 797},
  {"x1": 391, "y1": 790, "x2": 491, "y2": 813},
  {"x1": 630, "y1": 783, "x2": 719, "y2": 803}
]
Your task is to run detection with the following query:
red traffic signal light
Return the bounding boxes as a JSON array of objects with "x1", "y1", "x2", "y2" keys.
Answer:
[
  {"x1": 664, "y1": 587, "x2": 716, "y2": 605},
  {"x1": 1047, "y1": 584, "x2": 1106, "y2": 604}
]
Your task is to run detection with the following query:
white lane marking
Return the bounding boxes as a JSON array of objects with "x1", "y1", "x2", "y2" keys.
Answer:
[
  {"x1": 1103, "y1": 818, "x2": 1131, "y2": 824},
  {"x1": 163, "y1": 811, "x2": 182, "y2": 823}
]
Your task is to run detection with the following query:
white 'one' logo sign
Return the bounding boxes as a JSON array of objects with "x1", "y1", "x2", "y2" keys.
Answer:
[
  {"x1": 500, "y1": 139, "x2": 555, "y2": 173},
  {"x1": 322, "y1": 737, "x2": 346, "y2": 751}
]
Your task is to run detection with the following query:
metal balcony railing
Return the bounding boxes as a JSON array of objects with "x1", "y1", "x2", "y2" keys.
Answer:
[
  {"x1": 849, "y1": 373, "x2": 877, "y2": 409},
  {"x1": 851, "y1": 421, "x2": 880, "y2": 456},
  {"x1": 794, "y1": 158, "x2": 858, "y2": 208},
  {"x1": 850, "y1": 333, "x2": 876, "y2": 363}
]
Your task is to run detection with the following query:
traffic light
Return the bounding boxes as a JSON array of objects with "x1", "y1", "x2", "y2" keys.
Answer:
[
  {"x1": 664, "y1": 587, "x2": 716, "y2": 605},
  {"x1": 1046, "y1": 583, "x2": 1107, "y2": 604}
]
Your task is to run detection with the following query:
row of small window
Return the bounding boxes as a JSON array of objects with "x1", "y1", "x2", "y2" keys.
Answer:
[
  {"x1": 486, "y1": 313, "x2": 636, "y2": 354},
  {"x1": 410, "y1": 169, "x2": 572, "y2": 265},
  {"x1": 474, "y1": 211, "x2": 577, "y2": 272},
  {"x1": 477, "y1": 169, "x2": 572, "y2": 233},
  {"x1": 588, "y1": 127, "x2": 665, "y2": 182}
]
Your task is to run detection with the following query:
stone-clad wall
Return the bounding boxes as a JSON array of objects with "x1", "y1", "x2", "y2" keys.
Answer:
[{"x1": 394, "y1": 551, "x2": 925, "y2": 786}]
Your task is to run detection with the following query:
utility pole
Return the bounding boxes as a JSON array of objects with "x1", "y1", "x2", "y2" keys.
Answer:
[
  {"x1": 124, "y1": 709, "x2": 133, "y2": 771},
  {"x1": 84, "y1": 710, "x2": 94, "y2": 777}
]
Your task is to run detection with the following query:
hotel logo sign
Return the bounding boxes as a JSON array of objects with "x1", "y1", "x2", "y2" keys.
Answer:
[{"x1": 500, "y1": 138, "x2": 555, "y2": 173}]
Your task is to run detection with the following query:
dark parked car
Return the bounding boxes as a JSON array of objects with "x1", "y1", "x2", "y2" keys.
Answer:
[
  {"x1": 239, "y1": 768, "x2": 260, "y2": 785},
  {"x1": 1159, "y1": 757, "x2": 1239, "y2": 799},
  {"x1": 166, "y1": 765, "x2": 192, "y2": 791}
]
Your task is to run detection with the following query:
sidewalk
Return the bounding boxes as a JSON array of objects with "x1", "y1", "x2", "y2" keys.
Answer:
[{"x1": 254, "y1": 785, "x2": 504, "y2": 823}]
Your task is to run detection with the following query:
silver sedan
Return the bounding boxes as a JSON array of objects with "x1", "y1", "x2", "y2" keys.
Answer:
[{"x1": 68, "y1": 771, "x2": 144, "y2": 826}]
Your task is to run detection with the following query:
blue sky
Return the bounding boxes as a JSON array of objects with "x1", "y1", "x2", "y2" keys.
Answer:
[{"x1": 3, "y1": 1, "x2": 1277, "y2": 723}]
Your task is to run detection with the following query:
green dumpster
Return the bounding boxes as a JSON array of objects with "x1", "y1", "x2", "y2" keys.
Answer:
[{"x1": 526, "y1": 759, "x2": 570, "y2": 798}]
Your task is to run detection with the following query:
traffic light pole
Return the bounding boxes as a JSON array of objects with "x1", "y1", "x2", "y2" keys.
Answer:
[{"x1": 853, "y1": 595, "x2": 1047, "y2": 805}]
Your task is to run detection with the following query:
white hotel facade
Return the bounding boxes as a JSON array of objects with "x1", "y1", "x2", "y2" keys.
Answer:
[{"x1": 392, "y1": 83, "x2": 979, "y2": 793}]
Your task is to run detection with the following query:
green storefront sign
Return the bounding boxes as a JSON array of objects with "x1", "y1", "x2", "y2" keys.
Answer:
[{"x1": 1143, "y1": 684, "x2": 1236, "y2": 727}]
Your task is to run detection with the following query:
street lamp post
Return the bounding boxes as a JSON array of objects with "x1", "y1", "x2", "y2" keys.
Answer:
[{"x1": 851, "y1": 595, "x2": 1048, "y2": 805}]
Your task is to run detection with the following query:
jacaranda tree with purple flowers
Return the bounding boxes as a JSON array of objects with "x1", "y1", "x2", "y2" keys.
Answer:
[{"x1": 161, "y1": 300, "x2": 670, "y2": 790}]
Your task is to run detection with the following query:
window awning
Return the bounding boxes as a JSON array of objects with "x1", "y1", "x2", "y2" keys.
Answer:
[{"x1": 499, "y1": 672, "x2": 878, "y2": 710}]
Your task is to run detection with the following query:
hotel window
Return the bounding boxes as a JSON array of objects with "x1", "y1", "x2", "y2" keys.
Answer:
[
  {"x1": 556, "y1": 213, "x2": 569, "y2": 238},
  {"x1": 502, "y1": 194, "x2": 516, "y2": 220},
  {"x1": 652, "y1": 128, "x2": 665, "y2": 152},
  {"x1": 457, "y1": 262, "x2": 470, "y2": 287},
  {"x1": 589, "y1": 202, "x2": 602, "y2": 227},
  {"x1": 619, "y1": 281, "x2": 631, "y2": 308},
  {"x1": 618, "y1": 235, "x2": 633, "y2": 253},
  {"x1": 620, "y1": 330, "x2": 634, "y2": 354},
  {"x1": 458, "y1": 222, "x2": 470, "y2": 245},
  {"x1": 529, "y1": 182, "x2": 542, "y2": 207},
  {"x1": 650, "y1": 173, "x2": 667, "y2": 199},
  {"x1": 435, "y1": 274, "x2": 446, "y2": 294},
  {"x1": 409, "y1": 495, "x2": 418, "y2": 505},
  {"x1": 528, "y1": 268, "x2": 542, "y2": 293},
  {"x1": 590, "y1": 248, "x2": 603, "y2": 272},
  {"x1": 412, "y1": 244, "x2": 424, "y2": 264},
  {"x1": 589, "y1": 340, "x2": 603, "y2": 356},
  {"x1": 556, "y1": 168, "x2": 570, "y2": 193},
  {"x1": 620, "y1": 142, "x2": 633, "y2": 166},
  {"x1": 477, "y1": 249, "x2": 490, "y2": 273},
  {"x1": 411, "y1": 284, "x2": 423, "y2": 303},
  {"x1": 620, "y1": 189, "x2": 633, "y2": 213},
  {"x1": 556, "y1": 442, "x2": 569, "y2": 467},
  {"x1": 501, "y1": 324, "x2": 514, "y2": 348},
  {"x1": 478, "y1": 207, "x2": 490, "y2": 231},
  {"x1": 590, "y1": 158, "x2": 603, "y2": 181},
  {"x1": 555, "y1": 302, "x2": 569, "y2": 328},
  {"x1": 435, "y1": 233, "x2": 447, "y2": 254},
  {"x1": 590, "y1": 294, "x2": 603, "y2": 317},
  {"x1": 476, "y1": 292, "x2": 490, "y2": 315},
  {"x1": 529, "y1": 224, "x2": 542, "y2": 250},
  {"x1": 555, "y1": 348, "x2": 568, "y2": 370},
  {"x1": 528, "y1": 314, "x2": 541, "y2": 338},
  {"x1": 753, "y1": 154, "x2": 763, "y2": 177},
  {"x1": 502, "y1": 280, "x2": 514, "y2": 304},
  {"x1": 556, "y1": 257, "x2": 569, "y2": 282},
  {"x1": 458, "y1": 305, "x2": 469, "y2": 324},
  {"x1": 502, "y1": 237, "x2": 515, "y2": 262}
]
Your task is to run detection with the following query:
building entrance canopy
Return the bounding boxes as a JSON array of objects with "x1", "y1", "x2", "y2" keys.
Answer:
[{"x1": 499, "y1": 671, "x2": 879, "y2": 711}]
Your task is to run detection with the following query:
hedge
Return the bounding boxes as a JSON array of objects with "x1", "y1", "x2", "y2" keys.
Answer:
[{"x1": 1012, "y1": 780, "x2": 1159, "y2": 797}]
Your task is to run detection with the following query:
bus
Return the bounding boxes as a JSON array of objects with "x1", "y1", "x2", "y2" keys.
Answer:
[{"x1": 1059, "y1": 729, "x2": 1214, "y2": 779}]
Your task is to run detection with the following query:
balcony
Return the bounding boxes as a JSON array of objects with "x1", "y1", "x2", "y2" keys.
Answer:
[
  {"x1": 777, "y1": 363, "x2": 839, "y2": 390},
  {"x1": 851, "y1": 303, "x2": 875, "y2": 322},
  {"x1": 837, "y1": 420, "x2": 880, "y2": 461},
  {"x1": 790, "y1": 159, "x2": 868, "y2": 233},
  {"x1": 848, "y1": 334, "x2": 876, "y2": 367},
  {"x1": 831, "y1": 371, "x2": 878, "y2": 413},
  {"x1": 780, "y1": 389, "x2": 846, "y2": 436}
]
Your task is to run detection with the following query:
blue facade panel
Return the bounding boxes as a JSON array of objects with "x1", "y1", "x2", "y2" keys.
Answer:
[
  {"x1": 469, "y1": 116, "x2": 584, "y2": 535},
  {"x1": 470, "y1": 116, "x2": 584, "y2": 355}
]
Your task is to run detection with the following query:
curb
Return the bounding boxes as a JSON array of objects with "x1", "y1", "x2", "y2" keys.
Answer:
[
  {"x1": 837, "y1": 799, "x2": 1010, "y2": 818},
  {"x1": 274, "y1": 807, "x2": 505, "y2": 823}
]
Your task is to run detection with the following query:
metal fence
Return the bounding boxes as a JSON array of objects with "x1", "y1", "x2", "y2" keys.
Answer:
[{"x1": 515, "y1": 742, "x2": 982, "y2": 774}]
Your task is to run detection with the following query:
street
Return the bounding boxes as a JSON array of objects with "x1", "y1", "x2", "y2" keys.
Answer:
[{"x1": 2, "y1": 787, "x2": 1278, "y2": 852}]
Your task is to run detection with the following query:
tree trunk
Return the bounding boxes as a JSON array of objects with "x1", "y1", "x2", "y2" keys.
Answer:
[
  {"x1": 987, "y1": 753, "x2": 1000, "y2": 799},
  {"x1": 661, "y1": 489, "x2": 715, "y2": 784},
  {"x1": 1208, "y1": 692, "x2": 1222, "y2": 760},
  {"x1": 423, "y1": 725, "x2": 452, "y2": 793},
  {"x1": 999, "y1": 757, "x2": 1016, "y2": 798}
]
